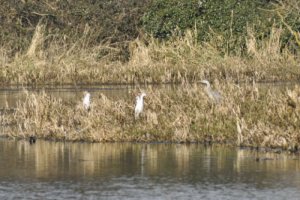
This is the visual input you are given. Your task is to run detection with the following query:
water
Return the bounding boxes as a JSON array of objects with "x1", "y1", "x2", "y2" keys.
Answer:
[
  {"x1": 0, "y1": 85, "x2": 134, "y2": 108},
  {"x1": 0, "y1": 139, "x2": 299, "y2": 199},
  {"x1": 1, "y1": 84, "x2": 300, "y2": 199},
  {"x1": 0, "y1": 82, "x2": 295, "y2": 108}
]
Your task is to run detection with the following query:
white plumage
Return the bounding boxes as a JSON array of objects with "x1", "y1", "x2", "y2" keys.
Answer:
[
  {"x1": 134, "y1": 92, "x2": 146, "y2": 119},
  {"x1": 83, "y1": 91, "x2": 91, "y2": 110}
]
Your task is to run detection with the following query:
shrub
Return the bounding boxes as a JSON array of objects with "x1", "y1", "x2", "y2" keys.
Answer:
[
  {"x1": 0, "y1": 0, "x2": 151, "y2": 57},
  {"x1": 142, "y1": 0, "x2": 279, "y2": 52}
]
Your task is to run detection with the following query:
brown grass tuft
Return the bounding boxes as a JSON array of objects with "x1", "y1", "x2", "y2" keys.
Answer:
[{"x1": 0, "y1": 27, "x2": 299, "y2": 85}]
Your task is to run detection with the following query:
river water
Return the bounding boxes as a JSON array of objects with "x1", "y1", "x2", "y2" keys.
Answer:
[
  {"x1": 0, "y1": 82, "x2": 294, "y2": 108},
  {"x1": 0, "y1": 85, "x2": 300, "y2": 199},
  {"x1": 0, "y1": 139, "x2": 300, "y2": 199},
  {"x1": 0, "y1": 85, "x2": 133, "y2": 108}
]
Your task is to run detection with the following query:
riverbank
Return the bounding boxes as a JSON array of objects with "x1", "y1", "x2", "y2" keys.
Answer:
[{"x1": 1, "y1": 82, "x2": 299, "y2": 150}]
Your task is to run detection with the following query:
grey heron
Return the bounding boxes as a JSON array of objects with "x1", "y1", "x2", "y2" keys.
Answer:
[{"x1": 200, "y1": 80, "x2": 222, "y2": 103}]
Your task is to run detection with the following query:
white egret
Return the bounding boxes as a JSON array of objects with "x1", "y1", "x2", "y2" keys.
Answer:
[
  {"x1": 134, "y1": 92, "x2": 146, "y2": 119},
  {"x1": 200, "y1": 80, "x2": 222, "y2": 103},
  {"x1": 83, "y1": 91, "x2": 91, "y2": 111}
]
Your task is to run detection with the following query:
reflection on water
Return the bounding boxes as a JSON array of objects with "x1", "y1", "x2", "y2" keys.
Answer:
[
  {"x1": 0, "y1": 84, "x2": 179, "y2": 109},
  {"x1": 0, "y1": 82, "x2": 296, "y2": 108},
  {"x1": 0, "y1": 140, "x2": 300, "y2": 199},
  {"x1": 0, "y1": 85, "x2": 136, "y2": 108}
]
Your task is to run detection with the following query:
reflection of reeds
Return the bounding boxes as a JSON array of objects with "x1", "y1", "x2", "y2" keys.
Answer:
[
  {"x1": 1, "y1": 140, "x2": 300, "y2": 180},
  {"x1": 2, "y1": 83, "x2": 300, "y2": 149}
]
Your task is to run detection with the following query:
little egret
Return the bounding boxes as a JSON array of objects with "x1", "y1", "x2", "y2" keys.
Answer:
[
  {"x1": 134, "y1": 92, "x2": 146, "y2": 119},
  {"x1": 200, "y1": 80, "x2": 222, "y2": 103},
  {"x1": 83, "y1": 91, "x2": 91, "y2": 111}
]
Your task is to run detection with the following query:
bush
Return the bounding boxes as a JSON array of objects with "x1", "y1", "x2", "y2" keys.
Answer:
[
  {"x1": 142, "y1": 0, "x2": 279, "y2": 52},
  {"x1": 0, "y1": 0, "x2": 151, "y2": 57},
  {"x1": 275, "y1": 0, "x2": 300, "y2": 49}
]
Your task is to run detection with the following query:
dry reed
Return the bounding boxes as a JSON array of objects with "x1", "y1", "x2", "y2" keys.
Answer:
[
  {"x1": 0, "y1": 25, "x2": 299, "y2": 85},
  {"x1": 1, "y1": 83, "x2": 300, "y2": 150}
]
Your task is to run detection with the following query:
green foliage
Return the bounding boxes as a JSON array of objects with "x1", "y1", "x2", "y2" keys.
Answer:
[
  {"x1": 142, "y1": 0, "x2": 278, "y2": 51},
  {"x1": 1, "y1": 0, "x2": 300, "y2": 58},
  {"x1": 276, "y1": 0, "x2": 300, "y2": 49},
  {"x1": 142, "y1": 0, "x2": 200, "y2": 38}
]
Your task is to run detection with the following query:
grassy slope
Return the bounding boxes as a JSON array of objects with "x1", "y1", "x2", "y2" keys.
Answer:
[{"x1": 0, "y1": 1, "x2": 299, "y2": 86}]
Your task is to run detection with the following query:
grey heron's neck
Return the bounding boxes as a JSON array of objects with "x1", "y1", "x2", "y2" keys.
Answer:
[{"x1": 205, "y1": 84, "x2": 211, "y2": 89}]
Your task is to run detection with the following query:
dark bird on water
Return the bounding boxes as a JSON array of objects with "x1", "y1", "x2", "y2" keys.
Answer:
[{"x1": 29, "y1": 136, "x2": 36, "y2": 144}]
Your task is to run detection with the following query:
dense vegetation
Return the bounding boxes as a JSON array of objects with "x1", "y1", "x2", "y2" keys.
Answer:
[
  {"x1": 143, "y1": 0, "x2": 300, "y2": 52},
  {"x1": 0, "y1": 0, "x2": 299, "y2": 85},
  {"x1": 143, "y1": 1, "x2": 272, "y2": 41},
  {"x1": 1, "y1": 0, "x2": 300, "y2": 147},
  {"x1": 1, "y1": 0, "x2": 299, "y2": 57},
  {"x1": 0, "y1": 0, "x2": 150, "y2": 58},
  {"x1": 2, "y1": 84, "x2": 300, "y2": 150}
]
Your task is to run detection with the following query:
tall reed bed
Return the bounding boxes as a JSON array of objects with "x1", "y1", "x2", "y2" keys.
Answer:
[
  {"x1": 0, "y1": 24, "x2": 299, "y2": 85},
  {"x1": 2, "y1": 83, "x2": 300, "y2": 150}
]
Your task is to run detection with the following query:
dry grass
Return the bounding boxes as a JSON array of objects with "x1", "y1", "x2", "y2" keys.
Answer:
[
  {"x1": 1, "y1": 83, "x2": 300, "y2": 150},
  {"x1": 0, "y1": 25, "x2": 299, "y2": 85},
  {"x1": 1, "y1": 23, "x2": 300, "y2": 149}
]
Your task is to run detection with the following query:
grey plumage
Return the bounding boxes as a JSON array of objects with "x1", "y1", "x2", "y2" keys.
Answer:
[{"x1": 200, "y1": 80, "x2": 222, "y2": 103}]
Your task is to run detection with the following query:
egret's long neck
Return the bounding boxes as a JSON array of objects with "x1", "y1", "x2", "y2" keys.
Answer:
[{"x1": 136, "y1": 96, "x2": 140, "y2": 104}]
